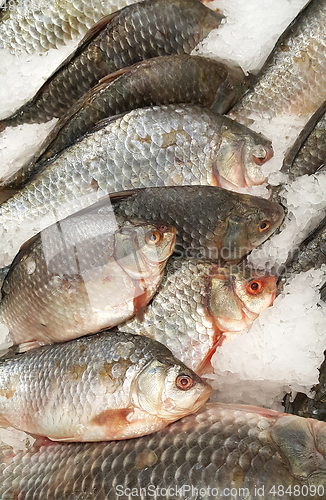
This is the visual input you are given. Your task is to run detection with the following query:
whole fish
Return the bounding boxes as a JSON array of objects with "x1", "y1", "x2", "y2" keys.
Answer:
[
  {"x1": 0, "y1": 0, "x2": 224, "y2": 130},
  {"x1": 2, "y1": 403, "x2": 326, "y2": 499},
  {"x1": 281, "y1": 100, "x2": 326, "y2": 182},
  {"x1": 0, "y1": 0, "x2": 136, "y2": 54},
  {"x1": 278, "y1": 215, "x2": 326, "y2": 292},
  {"x1": 117, "y1": 258, "x2": 277, "y2": 374},
  {"x1": 0, "y1": 105, "x2": 275, "y2": 263},
  {"x1": 109, "y1": 186, "x2": 284, "y2": 261},
  {"x1": 0, "y1": 209, "x2": 175, "y2": 349},
  {"x1": 0, "y1": 55, "x2": 249, "y2": 190},
  {"x1": 0, "y1": 330, "x2": 211, "y2": 441},
  {"x1": 231, "y1": 0, "x2": 326, "y2": 123}
]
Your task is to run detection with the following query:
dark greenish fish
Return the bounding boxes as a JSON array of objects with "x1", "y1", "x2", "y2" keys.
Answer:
[
  {"x1": 281, "y1": 100, "x2": 326, "y2": 182},
  {"x1": 95, "y1": 185, "x2": 284, "y2": 262},
  {"x1": 231, "y1": 0, "x2": 326, "y2": 124},
  {"x1": 0, "y1": 105, "x2": 277, "y2": 264},
  {"x1": 2, "y1": 403, "x2": 326, "y2": 499},
  {"x1": 0, "y1": 0, "x2": 136, "y2": 54},
  {"x1": 0, "y1": 54, "x2": 249, "y2": 190},
  {"x1": 278, "y1": 215, "x2": 326, "y2": 292},
  {"x1": 0, "y1": 0, "x2": 224, "y2": 131},
  {"x1": 285, "y1": 351, "x2": 326, "y2": 421}
]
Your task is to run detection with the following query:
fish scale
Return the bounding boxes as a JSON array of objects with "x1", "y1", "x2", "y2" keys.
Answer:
[
  {"x1": 0, "y1": 0, "x2": 136, "y2": 54},
  {"x1": 0, "y1": 0, "x2": 223, "y2": 129}
]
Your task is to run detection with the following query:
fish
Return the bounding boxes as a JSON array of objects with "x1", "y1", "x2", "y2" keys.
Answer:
[
  {"x1": 117, "y1": 258, "x2": 277, "y2": 374},
  {"x1": 1, "y1": 403, "x2": 326, "y2": 499},
  {"x1": 0, "y1": 105, "x2": 275, "y2": 264},
  {"x1": 230, "y1": 0, "x2": 326, "y2": 123},
  {"x1": 278, "y1": 215, "x2": 326, "y2": 292},
  {"x1": 0, "y1": 0, "x2": 224, "y2": 130},
  {"x1": 0, "y1": 330, "x2": 211, "y2": 441},
  {"x1": 109, "y1": 186, "x2": 284, "y2": 261},
  {"x1": 0, "y1": 0, "x2": 136, "y2": 54},
  {"x1": 281, "y1": 100, "x2": 326, "y2": 182},
  {"x1": 0, "y1": 209, "x2": 175, "y2": 349},
  {"x1": 0, "y1": 55, "x2": 249, "y2": 190}
]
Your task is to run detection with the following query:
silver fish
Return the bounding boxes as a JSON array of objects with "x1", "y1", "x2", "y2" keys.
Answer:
[
  {"x1": 0, "y1": 330, "x2": 211, "y2": 441},
  {"x1": 0, "y1": 210, "x2": 176, "y2": 349},
  {"x1": 231, "y1": 0, "x2": 326, "y2": 123},
  {"x1": 1, "y1": 403, "x2": 326, "y2": 498},
  {"x1": 118, "y1": 258, "x2": 277, "y2": 374}
]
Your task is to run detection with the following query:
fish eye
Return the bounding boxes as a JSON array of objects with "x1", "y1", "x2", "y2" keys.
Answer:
[
  {"x1": 176, "y1": 374, "x2": 194, "y2": 391},
  {"x1": 145, "y1": 230, "x2": 161, "y2": 246},
  {"x1": 252, "y1": 145, "x2": 269, "y2": 165},
  {"x1": 259, "y1": 220, "x2": 270, "y2": 232},
  {"x1": 247, "y1": 280, "x2": 262, "y2": 294}
]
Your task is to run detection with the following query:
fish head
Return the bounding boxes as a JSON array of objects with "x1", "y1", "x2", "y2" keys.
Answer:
[
  {"x1": 213, "y1": 120, "x2": 273, "y2": 189},
  {"x1": 208, "y1": 266, "x2": 276, "y2": 331},
  {"x1": 244, "y1": 198, "x2": 284, "y2": 249},
  {"x1": 114, "y1": 222, "x2": 176, "y2": 279},
  {"x1": 135, "y1": 356, "x2": 211, "y2": 422}
]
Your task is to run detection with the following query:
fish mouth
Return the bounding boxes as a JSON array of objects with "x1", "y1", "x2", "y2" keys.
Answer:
[{"x1": 192, "y1": 384, "x2": 212, "y2": 413}]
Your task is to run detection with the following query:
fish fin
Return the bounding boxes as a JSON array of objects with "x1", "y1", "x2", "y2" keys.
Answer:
[
  {"x1": 28, "y1": 435, "x2": 55, "y2": 449},
  {"x1": 86, "y1": 112, "x2": 129, "y2": 136},
  {"x1": 195, "y1": 334, "x2": 225, "y2": 376},
  {"x1": 109, "y1": 189, "x2": 141, "y2": 204},
  {"x1": 79, "y1": 11, "x2": 120, "y2": 47},
  {"x1": 46, "y1": 11, "x2": 120, "y2": 80},
  {"x1": 17, "y1": 340, "x2": 44, "y2": 353},
  {"x1": 29, "y1": 10, "x2": 121, "y2": 109},
  {"x1": 133, "y1": 280, "x2": 149, "y2": 323},
  {"x1": 0, "y1": 344, "x2": 19, "y2": 360},
  {"x1": 48, "y1": 409, "x2": 133, "y2": 441},
  {"x1": 89, "y1": 408, "x2": 133, "y2": 438},
  {"x1": 18, "y1": 233, "x2": 39, "y2": 253},
  {"x1": 320, "y1": 281, "x2": 326, "y2": 303},
  {"x1": 98, "y1": 66, "x2": 133, "y2": 85},
  {"x1": 315, "y1": 164, "x2": 326, "y2": 174}
]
